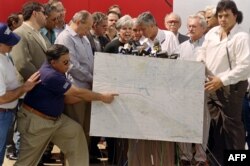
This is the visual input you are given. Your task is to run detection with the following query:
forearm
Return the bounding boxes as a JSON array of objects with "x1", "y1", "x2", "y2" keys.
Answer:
[
  {"x1": 0, "y1": 86, "x2": 26, "y2": 104},
  {"x1": 74, "y1": 87, "x2": 103, "y2": 101},
  {"x1": 65, "y1": 85, "x2": 116, "y2": 103},
  {"x1": 64, "y1": 95, "x2": 82, "y2": 104}
]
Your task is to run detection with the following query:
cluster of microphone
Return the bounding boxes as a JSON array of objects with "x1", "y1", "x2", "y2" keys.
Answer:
[
  {"x1": 118, "y1": 40, "x2": 179, "y2": 59},
  {"x1": 118, "y1": 41, "x2": 150, "y2": 56}
]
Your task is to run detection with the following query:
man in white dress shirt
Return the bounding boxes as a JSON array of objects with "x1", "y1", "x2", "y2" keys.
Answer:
[
  {"x1": 136, "y1": 11, "x2": 178, "y2": 56},
  {"x1": 196, "y1": 1, "x2": 250, "y2": 165},
  {"x1": 128, "y1": 11, "x2": 179, "y2": 166}
]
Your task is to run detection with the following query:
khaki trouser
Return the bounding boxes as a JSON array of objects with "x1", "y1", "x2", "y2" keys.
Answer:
[
  {"x1": 15, "y1": 107, "x2": 89, "y2": 166},
  {"x1": 64, "y1": 101, "x2": 91, "y2": 144},
  {"x1": 179, "y1": 143, "x2": 206, "y2": 162},
  {"x1": 178, "y1": 95, "x2": 210, "y2": 162}
]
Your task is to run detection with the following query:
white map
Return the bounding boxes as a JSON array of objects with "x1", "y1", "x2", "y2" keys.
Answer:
[{"x1": 90, "y1": 53, "x2": 205, "y2": 143}]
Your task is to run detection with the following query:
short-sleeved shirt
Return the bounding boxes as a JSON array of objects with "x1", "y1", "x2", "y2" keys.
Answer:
[
  {"x1": 0, "y1": 53, "x2": 20, "y2": 109},
  {"x1": 23, "y1": 62, "x2": 71, "y2": 117}
]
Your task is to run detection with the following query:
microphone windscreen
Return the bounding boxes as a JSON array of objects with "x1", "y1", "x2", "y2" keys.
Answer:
[
  {"x1": 124, "y1": 43, "x2": 131, "y2": 50},
  {"x1": 153, "y1": 40, "x2": 160, "y2": 46},
  {"x1": 118, "y1": 46, "x2": 124, "y2": 52}
]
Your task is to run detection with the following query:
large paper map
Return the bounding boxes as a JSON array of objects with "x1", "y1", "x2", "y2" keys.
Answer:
[{"x1": 90, "y1": 53, "x2": 205, "y2": 143}]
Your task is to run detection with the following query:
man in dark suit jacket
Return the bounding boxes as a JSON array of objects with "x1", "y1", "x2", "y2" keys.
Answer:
[
  {"x1": 87, "y1": 12, "x2": 110, "y2": 55},
  {"x1": 178, "y1": 32, "x2": 190, "y2": 44},
  {"x1": 164, "y1": 12, "x2": 189, "y2": 44}
]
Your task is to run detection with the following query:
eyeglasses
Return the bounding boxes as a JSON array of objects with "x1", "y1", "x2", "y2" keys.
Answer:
[
  {"x1": 167, "y1": 20, "x2": 179, "y2": 25},
  {"x1": 63, "y1": 60, "x2": 70, "y2": 65}
]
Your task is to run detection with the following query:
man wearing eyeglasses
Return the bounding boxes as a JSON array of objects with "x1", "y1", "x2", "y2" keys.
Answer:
[
  {"x1": 11, "y1": 1, "x2": 49, "y2": 81},
  {"x1": 14, "y1": 44, "x2": 118, "y2": 166},
  {"x1": 164, "y1": 12, "x2": 189, "y2": 44}
]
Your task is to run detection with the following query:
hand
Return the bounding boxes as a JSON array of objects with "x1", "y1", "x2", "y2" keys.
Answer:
[
  {"x1": 23, "y1": 71, "x2": 41, "y2": 92},
  {"x1": 205, "y1": 75, "x2": 223, "y2": 93},
  {"x1": 101, "y1": 93, "x2": 119, "y2": 103}
]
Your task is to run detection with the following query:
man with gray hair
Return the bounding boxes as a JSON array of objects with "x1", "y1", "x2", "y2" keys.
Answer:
[
  {"x1": 136, "y1": 11, "x2": 178, "y2": 56},
  {"x1": 128, "y1": 11, "x2": 178, "y2": 166},
  {"x1": 164, "y1": 12, "x2": 189, "y2": 44},
  {"x1": 204, "y1": 6, "x2": 218, "y2": 33},
  {"x1": 175, "y1": 14, "x2": 208, "y2": 166},
  {"x1": 55, "y1": 10, "x2": 94, "y2": 155}
]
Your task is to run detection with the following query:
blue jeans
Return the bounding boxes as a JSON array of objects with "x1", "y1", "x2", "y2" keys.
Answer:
[
  {"x1": 0, "y1": 110, "x2": 15, "y2": 165},
  {"x1": 243, "y1": 93, "x2": 250, "y2": 148}
]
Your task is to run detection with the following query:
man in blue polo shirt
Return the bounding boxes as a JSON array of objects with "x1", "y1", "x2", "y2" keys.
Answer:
[{"x1": 15, "y1": 44, "x2": 118, "y2": 166}]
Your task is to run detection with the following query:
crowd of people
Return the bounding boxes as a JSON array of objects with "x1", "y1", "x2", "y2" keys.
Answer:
[{"x1": 0, "y1": 0, "x2": 250, "y2": 166}]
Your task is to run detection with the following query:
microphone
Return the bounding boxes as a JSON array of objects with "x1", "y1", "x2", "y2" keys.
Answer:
[
  {"x1": 135, "y1": 42, "x2": 151, "y2": 56},
  {"x1": 151, "y1": 40, "x2": 168, "y2": 58},
  {"x1": 118, "y1": 46, "x2": 126, "y2": 54},
  {"x1": 124, "y1": 42, "x2": 132, "y2": 51},
  {"x1": 152, "y1": 40, "x2": 162, "y2": 54},
  {"x1": 140, "y1": 42, "x2": 149, "y2": 51},
  {"x1": 118, "y1": 42, "x2": 132, "y2": 54}
]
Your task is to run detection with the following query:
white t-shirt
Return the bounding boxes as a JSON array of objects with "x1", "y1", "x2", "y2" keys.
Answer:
[{"x1": 0, "y1": 53, "x2": 20, "y2": 109}]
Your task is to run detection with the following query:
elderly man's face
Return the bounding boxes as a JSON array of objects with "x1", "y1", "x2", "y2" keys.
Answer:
[
  {"x1": 164, "y1": 15, "x2": 181, "y2": 35},
  {"x1": 205, "y1": 10, "x2": 218, "y2": 30},
  {"x1": 187, "y1": 18, "x2": 205, "y2": 41},
  {"x1": 78, "y1": 16, "x2": 93, "y2": 37}
]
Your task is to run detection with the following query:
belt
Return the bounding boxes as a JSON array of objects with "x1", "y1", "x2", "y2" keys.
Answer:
[
  {"x1": 22, "y1": 104, "x2": 59, "y2": 121},
  {"x1": 0, "y1": 108, "x2": 8, "y2": 112},
  {"x1": 0, "y1": 108, "x2": 15, "y2": 112}
]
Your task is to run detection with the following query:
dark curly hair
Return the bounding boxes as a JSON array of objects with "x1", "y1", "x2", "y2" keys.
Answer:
[{"x1": 216, "y1": 0, "x2": 243, "y2": 24}]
